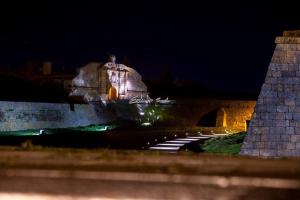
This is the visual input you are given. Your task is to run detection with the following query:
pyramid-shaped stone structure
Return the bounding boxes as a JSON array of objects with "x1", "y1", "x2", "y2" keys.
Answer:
[{"x1": 241, "y1": 30, "x2": 300, "y2": 157}]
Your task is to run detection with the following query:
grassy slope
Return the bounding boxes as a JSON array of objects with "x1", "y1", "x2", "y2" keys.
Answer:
[{"x1": 201, "y1": 132, "x2": 246, "y2": 155}]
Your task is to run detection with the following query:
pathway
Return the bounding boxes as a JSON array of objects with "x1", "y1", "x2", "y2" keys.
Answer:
[{"x1": 149, "y1": 133, "x2": 220, "y2": 153}]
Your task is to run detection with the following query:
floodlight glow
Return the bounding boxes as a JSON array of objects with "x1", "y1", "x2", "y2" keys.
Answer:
[
  {"x1": 96, "y1": 126, "x2": 108, "y2": 131},
  {"x1": 142, "y1": 122, "x2": 151, "y2": 126}
]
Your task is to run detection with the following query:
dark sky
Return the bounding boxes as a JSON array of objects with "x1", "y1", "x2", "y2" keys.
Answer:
[{"x1": 0, "y1": 0, "x2": 300, "y2": 93}]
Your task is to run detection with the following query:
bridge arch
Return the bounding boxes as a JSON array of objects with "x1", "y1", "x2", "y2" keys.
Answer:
[{"x1": 197, "y1": 108, "x2": 227, "y2": 128}]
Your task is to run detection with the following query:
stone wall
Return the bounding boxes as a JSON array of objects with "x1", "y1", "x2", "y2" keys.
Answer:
[
  {"x1": 241, "y1": 30, "x2": 300, "y2": 157},
  {"x1": 0, "y1": 101, "x2": 112, "y2": 132},
  {"x1": 168, "y1": 99, "x2": 255, "y2": 132}
]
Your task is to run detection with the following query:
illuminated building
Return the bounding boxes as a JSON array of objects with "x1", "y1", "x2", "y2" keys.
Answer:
[{"x1": 70, "y1": 55, "x2": 148, "y2": 102}]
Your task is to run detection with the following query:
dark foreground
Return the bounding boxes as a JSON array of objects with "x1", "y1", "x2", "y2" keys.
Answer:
[
  {"x1": 0, "y1": 126, "x2": 209, "y2": 151},
  {"x1": 0, "y1": 149, "x2": 300, "y2": 199}
]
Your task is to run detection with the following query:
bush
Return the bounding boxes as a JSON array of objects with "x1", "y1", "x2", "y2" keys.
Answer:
[{"x1": 201, "y1": 132, "x2": 246, "y2": 155}]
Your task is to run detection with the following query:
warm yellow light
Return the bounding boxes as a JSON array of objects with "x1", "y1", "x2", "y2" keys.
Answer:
[{"x1": 108, "y1": 87, "x2": 118, "y2": 100}]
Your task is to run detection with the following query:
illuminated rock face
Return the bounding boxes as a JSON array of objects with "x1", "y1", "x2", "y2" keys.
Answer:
[
  {"x1": 70, "y1": 57, "x2": 148, "y2": 102},
  {"x1": 241, "y1": 31, "x2": 300, "y2": 157}
]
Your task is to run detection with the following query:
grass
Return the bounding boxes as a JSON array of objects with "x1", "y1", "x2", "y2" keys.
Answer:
[{"x1": 201, "y1": 132, "x2": 246, "y2": 155}]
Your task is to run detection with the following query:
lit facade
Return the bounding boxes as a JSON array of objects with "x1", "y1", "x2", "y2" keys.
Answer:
[{"x1": 70, "y1": 56, "x2": 148, "y2": 102}]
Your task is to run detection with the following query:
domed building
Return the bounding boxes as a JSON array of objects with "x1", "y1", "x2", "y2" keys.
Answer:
[{"x1": 70, "y1": 55, "x2": 148, "y2": 102}]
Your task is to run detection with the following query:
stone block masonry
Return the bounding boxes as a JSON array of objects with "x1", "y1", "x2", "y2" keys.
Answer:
[
  {"x1": 241, "y1": 30, "x2": 300, "y2": 157},
  {"x1": 166, "y1": 99, "x2": 255, "y2": 131},
  {"x1": 0, "y1": 101, "x2": 112, "y2": 132}
]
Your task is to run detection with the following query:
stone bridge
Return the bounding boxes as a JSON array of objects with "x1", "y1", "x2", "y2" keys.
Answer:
[{"x1": 169, "y1": 99, "x2": 256, "y2": 132}]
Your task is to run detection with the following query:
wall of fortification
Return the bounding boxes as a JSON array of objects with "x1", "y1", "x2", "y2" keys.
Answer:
[
  {"x1": 241, "y1": 31, "x2": 300, "y2": 157},
  {"x1": 0, "y1": 101, "x2": 111, "y2": 132},
  {"x1": 0, "y1": 99, "x2": 255, "y2": 132}
]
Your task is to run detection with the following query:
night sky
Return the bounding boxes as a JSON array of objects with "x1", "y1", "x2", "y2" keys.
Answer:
[{"x1": 0, "y1": 1, "x2": 300, "y2": 93}]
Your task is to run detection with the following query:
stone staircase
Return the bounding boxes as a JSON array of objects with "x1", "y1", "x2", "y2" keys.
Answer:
[{"x1": 149, "y1": 134, "x2": 218, "y2": 153}]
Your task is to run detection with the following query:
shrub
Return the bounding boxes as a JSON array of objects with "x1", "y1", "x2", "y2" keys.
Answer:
[{"x1": 201, "y1": 132, "x2": 246, "y2": 155}]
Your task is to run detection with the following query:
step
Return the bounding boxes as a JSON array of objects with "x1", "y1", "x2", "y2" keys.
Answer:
[
  {"x1": 155, "y1": 143, "x2": 186, "y2": 147},
  {"x1": 174, "y1": 138, "x2": 199, "y2": 141},
  {"x1": 166, "y1": 140, "x2": 191, "y2": 144},
  {"x1": 149, "y1": 146, "x2": 181, "y2": 151},
  {"x1": 187, "y1": 136, "x2": 211, "y2": 139}
]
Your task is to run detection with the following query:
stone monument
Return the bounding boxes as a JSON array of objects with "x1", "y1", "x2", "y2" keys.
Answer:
[
  {"x1": 241, "y1": 30, "x2": 300, "y2": 157},
  {"x1": 70, "y1": 55, "x2": 148, "y2": 102}
]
